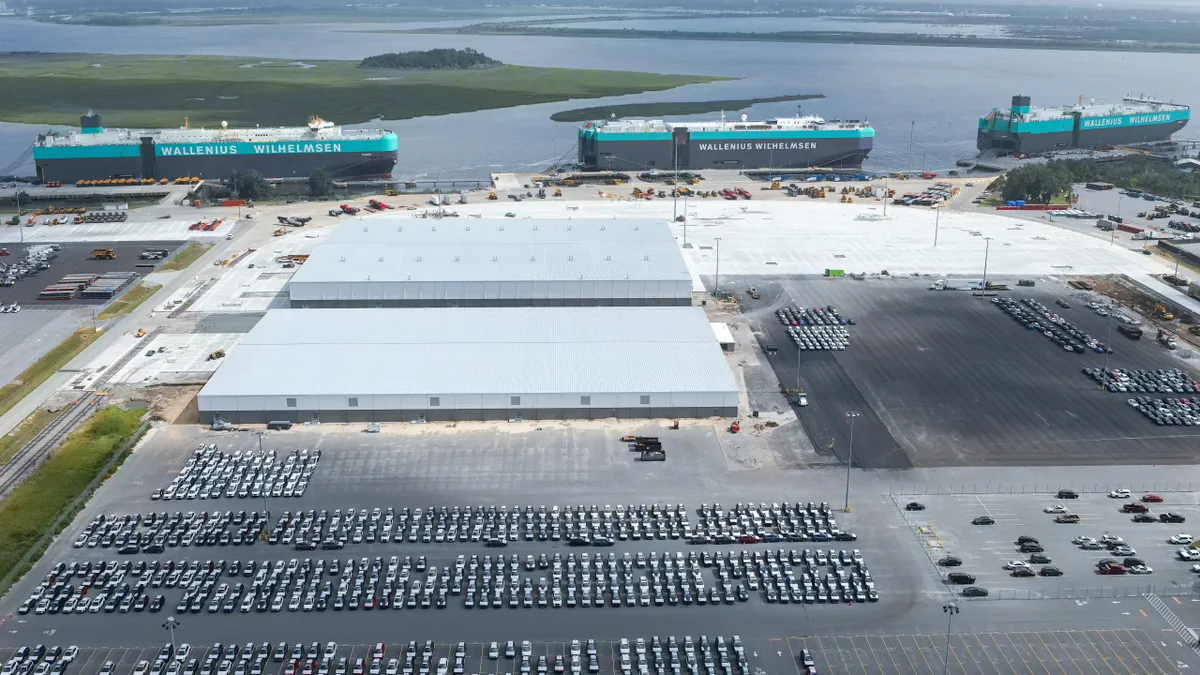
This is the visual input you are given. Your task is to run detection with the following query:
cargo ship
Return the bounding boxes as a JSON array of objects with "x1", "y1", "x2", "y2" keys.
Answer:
[
  {"x1": 32, "y1": 112, "x2": 398, "y2": 183},
  {"x1": 578, "y1": 113, "x2": 874, "y2": 172},
  {"x1": 978, "y1": 95, "x2": 1190, "y2": 155}
]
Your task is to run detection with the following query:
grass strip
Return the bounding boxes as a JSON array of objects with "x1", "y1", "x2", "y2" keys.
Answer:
[
  {"x1": 0, "y1": 406, "x2": 146, "y2": 593},
  {"x1": 95, "y1": 283, "x2": 162, "y2": 321},
  {"x1": 0, "y1": 409, "x2": 57, "y2": 466},
  {"x1": 0, "y1": 53, "x2": 729, "y2": 128},
  {"x1": 158, "y1": 242, "x2": 213, "y2": 272},
  {"x1": 0, "y1": 328, "x2": 100, "y2": 419},
  {"x1": 550, "y1": 94, "x2": 825, "y2": 122}
]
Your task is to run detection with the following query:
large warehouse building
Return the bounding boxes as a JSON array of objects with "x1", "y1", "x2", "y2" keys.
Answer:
[
  {"x1": 197, "y1": 306, "x2": 738, "y2": 423},
  {"x1": 287, "y1": 218, "x2": 692, "y2": 307}
]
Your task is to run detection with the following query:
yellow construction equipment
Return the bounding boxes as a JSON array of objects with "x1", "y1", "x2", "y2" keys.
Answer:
[
  {"x1": 273, "y1": 228, "x2": 287, "y2": 237},
  {"x1": 384, "y1": 189, "x2": 399, "y2": 196},
  {"x1": 487, "y1": 191, "x2": 498, "y2": 200},
  {"x1": 208, "y1": 349, "x2": 226, "y2": 361},
  {"x1": 769, "y1": 182, "x2": 781, "y2": 190},
  {"x1": 134, "y1": 328, "x2": 146, "y2": 338},
  {"x1": 1153, "y1": 304, "x2": 1175, "y2": 320},
  {"x1": 553, "y1": 189, "x2": 562, "y2": 197}
]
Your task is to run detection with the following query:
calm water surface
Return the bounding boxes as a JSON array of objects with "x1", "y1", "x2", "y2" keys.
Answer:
[{"x1": 0, "y1": 17, "x2": 1195, "y2": 179}]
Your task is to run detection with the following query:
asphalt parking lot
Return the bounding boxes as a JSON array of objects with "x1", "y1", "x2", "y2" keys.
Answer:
[
  {"x1": 790, "y1": 629, "x2": 1179, "y2": 675},
  {"x1": 0, "y1": 241, "x2": 182, "y2": 307},
  {"x1": 738, "y1": 276, "x2": 1200, "y2": 468},
  {"x1": 898, "y1": 492, "x2": 1200, "y2": 597}
]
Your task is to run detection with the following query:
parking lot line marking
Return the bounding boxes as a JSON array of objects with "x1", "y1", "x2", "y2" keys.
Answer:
[
  {"x1": 1090, "y1": 631, "x2": 1133, "y2": 675},
  {"x1": 1017, "y1": 632, "x2": 1055, "y2": 675},
  {"x1": 841, "y1": 636, "x2": 870, "y2": 675},
  {"x1": 853, "y1": 636, "x2": 890, "y2": 675},
  {"x1": 1032, "y1": 632, "x2": 1072, "y2": 675},
  {"x1": 864, "y1": 636, "x2": 905, "y2": 675},
  {"x1": 784, "y1": 637, "x2": 803, "y2": 675},
  {"x1": 995, "y1": 633, "x2": 1036, "y2": 675},
  {"x1": 929, "y1": 634, "x2": 971, "y2": 675},
  {"x1": 974, "y1": 634, "x2": 1012, "y2": 675},
  {"x1": 908, "y1": 635, "x2": 937, "y2": 675},
  {"x1": 1049, "y1": 631, "x2": 1094, "y2": 675},
  {"x1": 1120, "y1": 629, "x2": 1171, "y2": 675},
  {"x1": 809, "y1": 638, "x2": 841, "y2": 675},
  {"x1": 883, "y1": 635, "x2": 920, "y2": 675}
]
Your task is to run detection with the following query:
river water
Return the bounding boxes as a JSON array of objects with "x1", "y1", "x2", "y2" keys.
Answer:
[{"x1": 0, "y1": 16, "x2": 1195, "y2": 179}]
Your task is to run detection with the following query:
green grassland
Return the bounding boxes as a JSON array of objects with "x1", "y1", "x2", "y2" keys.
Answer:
[
  {"x1": 158, "y1": 242, "x2": 213, "y2": 271},
  {"x1": 550, "y1": 94, "x2": 824, "y2": 122},
  {"x1": 0, "y1": 328, "x2": 100, "y2": 419},
  {"x1": 0, "y1": 53, "x2": 730, "y2": 128},
  {"x1": 96, "y1": 282, "x2": 161, "y2": 320},
  {"x1": 0, "y1": 406, "x2": 145, "y2": 589}
]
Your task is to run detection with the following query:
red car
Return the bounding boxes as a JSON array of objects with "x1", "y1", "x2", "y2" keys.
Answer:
[
  {"x1": 1097, "y1": 563, "x2": 1126, "y2": 575},
  {"x1": 737, "y1": 534, "x2": 761, "y2": 544},
  {"x1": 1141, "y1": 494, "x2": 1164, "y2": 503}
]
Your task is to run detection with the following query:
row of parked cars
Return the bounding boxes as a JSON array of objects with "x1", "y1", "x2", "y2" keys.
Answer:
[
  {"x1": 75, "y1": 510, "x2": 267, "y2": 553},
  {"x1": 151, "y1": 445, "x2": 320, "y2": 501},
  {"x1": 1085, "y1": 367, "x2": 1200, "y2": 394},
  {"x1": 688, "y1": 501, "x2": 855, "y2": 545},
  {"x1": 994, "y1": 297, "x2": 1110, "y2": 354},
  {"x1": 1127, "y1": 396, "x2": 1200, "y2": 427},
  {"x1": 17, "y1": 557, "x2": 172, "y2": 616},
  {"x1": 1, "y1": 646, "x2": 79, "y2": 675}
]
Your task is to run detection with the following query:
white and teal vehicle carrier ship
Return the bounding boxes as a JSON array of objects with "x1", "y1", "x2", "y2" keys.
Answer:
[
  {"x1": 578, "y1": 113, "x2": 874, "y2": 171},
  {"x1": 978, "y1": 95, "x2": 1190, "y2": 154},
  {"x1": 32, "y1": 112, "x2": 398, "y2": 183}
]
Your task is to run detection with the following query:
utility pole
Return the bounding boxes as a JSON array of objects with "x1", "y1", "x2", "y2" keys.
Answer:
[
  {"x1": 682, "y1": 190, "x2": 689, "y2": 248},
  {"x1": 908, "y1": 121, "x2": 915, "y2": 175},
  {"x1": 981, "y1": 237, "x2": 993, "y2": 293},
  {"x1": 672, "y1": 142, "x2": 679, "y2": 223},
  {"x1": 714, "y1": 237, "x2": 722, "y2": 298},
  {"x1": 253, "y1": 431, "x2": 271, "y2": 526},
  {"x1": 942, "y1": 603, "x2": 960, "y2": 675},
  {"x1": 844, "y1": 411, "x2": 860, "y2": 512},
  {"x1": 162, "y1": 616, "x2": 180, "y2": 656},
  {"x1": 934, "y1": 206, "x2": 941, "y2": 247}
]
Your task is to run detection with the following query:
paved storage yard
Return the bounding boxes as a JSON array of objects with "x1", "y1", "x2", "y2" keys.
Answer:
[
  {"x1": 739, "y1": 276, "x2": 1200, "y2": 468},
  {"x1": 0, "y1": 241, "x2": 181, "y2": 307}
]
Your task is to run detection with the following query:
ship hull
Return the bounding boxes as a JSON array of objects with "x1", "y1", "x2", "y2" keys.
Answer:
[
  {"x1": 34, "y1": 151, "x2": 397, "y2": 183},
  {"x1": 580, "y1": 136, "x2": 872, "y2": 171},
  {"x1": 978, "y1": 120, "x2": 1188, "y2": 154}
]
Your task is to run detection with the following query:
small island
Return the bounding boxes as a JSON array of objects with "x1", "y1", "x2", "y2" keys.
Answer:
[
  {"x1": 550, "y1": 94, "x2": 825, "y2": 123},
  {"x1": 359, "y1": 48, "x2": 500, "y2": 70}
]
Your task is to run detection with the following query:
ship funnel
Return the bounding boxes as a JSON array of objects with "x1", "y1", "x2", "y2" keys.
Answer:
[
  {"x1": 1011, "y1": 95, "x2": 1031, "y2": 116},
  {"x1": 80, "y1": 111, "x2": 103, "y2": 135}
]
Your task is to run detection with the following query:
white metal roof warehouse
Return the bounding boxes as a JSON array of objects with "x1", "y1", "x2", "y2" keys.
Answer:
[
  {"x1": 287, "y1": 218, "x2": 692, "y2": 307},
  {"x1": 197, "y1": 307, "x2": 738, "y2": 424}
]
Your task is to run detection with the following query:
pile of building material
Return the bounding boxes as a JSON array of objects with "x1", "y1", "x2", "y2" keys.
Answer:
[
  {"x1": 39, "y1": 274, "x2": 98, "y2": 301},
  {"x1": 80, "y1": 272, "x2": 139, "y2": 299}
]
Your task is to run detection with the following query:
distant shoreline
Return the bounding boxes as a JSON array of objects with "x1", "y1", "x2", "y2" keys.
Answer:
[
  {"x1": 371, "y1": 24, "x2": 1200, "y2": 55},
  {"x1": 550, "y1": 95, "x2": 825, "y2": 123}
]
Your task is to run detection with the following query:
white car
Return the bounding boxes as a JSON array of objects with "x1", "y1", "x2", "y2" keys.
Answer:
[
  {"x1": 1003, "y1": 560, "x2": 1032, "y2": 570},
  {"x1": 1169, "y1": 534, "x2": 1194, "y2": 545},
  {"x1": 1072, "y1": 535, "x2": 1097, "y2": 545},
  {"x1": 1109, "y1": 489, "x2": 1132, "y2": 499},
  {"x1": 1128, "y1": 565, "x2": 1153, "y2": 575},
  {"x1": 1177, "y1": 548, "x2": 1200, "y2": 561},
  {"x1": 1191, "y1": 564, "x2": 1200, "y2": 573},
  {"x1": 1043, "y1": 504, "x2": 1068, "y2": 514}
]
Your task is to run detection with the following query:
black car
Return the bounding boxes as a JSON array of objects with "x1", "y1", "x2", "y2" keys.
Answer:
[
  {"x1": 938, "y1": 557, "x2": 962, "y2": 567},
  {"x1": 1011, "y1": 568, "x2": 1035, "y2": 578},
  {"x1": 1160, "y1": 513, "x2": 1186, "y2": 523},
  {"x1": 1038, "y1": 567, "x2": 1063, "y2": 577},
  {"x1": 150, "y1": 595, "x2": 165, "y2": 612},
  {"x1": 1124, "y1": 557, "x2": 1145, "y2": 568},
  {"x1": 1132, "y1": 514, "x2": 1157, "y2": 523},
  {"x1": 1016, "y1": 536, "x2": 1039, "y2": 545},
  {"x1": 946, "y1": 573, "x2": 976, "y2": 584},
  {"x1": 961, "y1": 586, "x2": 989, "y2": 597},
  {"x1": 905, "y1": 502, "x2": 926, "y2": 511},
  {"x1": 1028, "y1": 554, "x2": 1052, "y2": 564},
  {"x1": 971, "y1": 516, "x2": 995, "y2": 525},
  {"x1": 834, "y1": 532, "x2": 858, "y2": 541},
  {"x1": 1019, "y1": 543, "x2": 1044, "y2": 553},
  {"x1": 1057, "y1": 489, "x2": 1079, "y2": 499}
]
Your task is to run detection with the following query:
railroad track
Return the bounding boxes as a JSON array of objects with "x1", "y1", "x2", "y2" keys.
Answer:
[
  {"x1": 0, "y1": 393, "x2": 103, "y2": 497},
  {"x1": 0, "y1": 326, "x2": 161, "y2": 497}
]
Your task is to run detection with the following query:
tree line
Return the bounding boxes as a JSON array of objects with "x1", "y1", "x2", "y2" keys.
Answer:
[
  {"x1": 359, "y1": 48, "x2": 499, "y2": 70},
  {"x1": 997, "y1": 156, "x2": 1200, "y2": 203}
]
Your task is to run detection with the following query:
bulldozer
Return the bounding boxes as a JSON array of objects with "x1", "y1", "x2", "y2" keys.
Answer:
[
  {"x1": 208, "y1": 349, "x2": 226, "y2": 361},
  {"x1": 487, "y1": 191, "x2": 498, "y2": 200},
  {"x1": 134, "y1": 328, "x2": 146, "y2": 338},
  {"x1": 273, "y1": 228, "x2": 288, "y2": 237},
  {"x1": 553, "y1": 188, "x2": 562, "y2": 197}
]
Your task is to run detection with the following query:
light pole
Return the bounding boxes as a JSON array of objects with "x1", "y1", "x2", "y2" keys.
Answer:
[
  {"x1": 682, "y1": 190, "x2": 689, "y2": 248},
  {"x1": 981, "y1": 237, "x2": 993, "y2": 293},
  {"x1": 908, "y1": 121, "x2": 915, "y2": 175},
  {"x1": 844, "y1": 411, "x2": 860, "y2": 512},
  {"x1": 162, "y1": 616, "x2": 180, "y2": 656},
  {"x1": 714, "y1": 237, "x2": 722, "y2": 298},
  {"x1": 1102, "y1": 315, "x2": 1114, "y2": 371},
  {"x1": 252, "y1": 431, "x2": 271, "y2": 525},
  {"x1": 672, "y1": 143, "x2": 679, "y2": 223},
  {"x1": 934, "y1": 206, "x2": 941, "y2": 247},
  {"x1": 942, "y1": 602, "x2": 960, "y2": 675}
]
